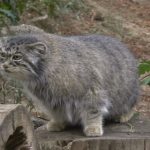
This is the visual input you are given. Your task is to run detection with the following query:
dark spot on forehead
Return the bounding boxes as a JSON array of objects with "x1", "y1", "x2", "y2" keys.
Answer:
[
  {"x1": 6, "y1": 47, "x2": 10, "y2": 51},
  {"x1": 6, "y1": 35, "x2": 39, "y2": 50}
]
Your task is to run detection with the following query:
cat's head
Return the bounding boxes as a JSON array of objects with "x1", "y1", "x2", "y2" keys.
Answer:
[{"x1": 0, "y1": 35, "x2": 47, "y2": 81}]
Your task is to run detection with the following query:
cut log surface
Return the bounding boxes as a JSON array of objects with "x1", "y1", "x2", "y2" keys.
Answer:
[
  {"x1": 0, "y1": 104, "x2": 150, "y2": 150},
  {"x1": 0, "y1": 104, "x2": 38, "y2": 150},
  {"x1": 36, "y1": 116, "x2": 150, "y2": 150}
]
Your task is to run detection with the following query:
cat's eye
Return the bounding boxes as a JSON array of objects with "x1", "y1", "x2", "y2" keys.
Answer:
[
  {"x1": 12, "y1": 54, "x2": 22, "y2": 61},
  {"x1": 0, "y1": 52, "x2": 6, "y2": 58}
]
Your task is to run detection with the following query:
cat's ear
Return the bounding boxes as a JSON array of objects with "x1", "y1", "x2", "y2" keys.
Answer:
[{"x1": 26, "y1": 42, "x2": 47, "y2": 55}]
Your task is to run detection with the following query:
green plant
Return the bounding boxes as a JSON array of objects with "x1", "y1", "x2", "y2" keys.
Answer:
[
  {"x1": 0, "y1": 0, "x2": 27, "y2": 25},
  {"x1": 64, "y1": 0, "x2": 85, "y2": 12},
  {"x1": 42, "y1": 0, "x2": 85, "y2": 17},
  {"x1": 43, "y1": 0, "x2": 62, "y2": 16},
  {"x1": 139, "y1": 60, "x2": 150, "y2": 85}
]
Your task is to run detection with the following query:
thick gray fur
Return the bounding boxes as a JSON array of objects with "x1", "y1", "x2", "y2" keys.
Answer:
[{"x1": 0, "y1": 26, "x2": 139, "y2": 136}]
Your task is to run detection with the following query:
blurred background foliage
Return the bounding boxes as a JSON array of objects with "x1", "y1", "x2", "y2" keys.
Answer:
[
  {"x1": 0, "y1": 0, "x2": 26, "y2": 25},
  {"x1": 0, "y1": 0, "x2": 86, "y2": 25},
  {"x1": 139, "y1": 61, "x2": 150, "y2": 85}
]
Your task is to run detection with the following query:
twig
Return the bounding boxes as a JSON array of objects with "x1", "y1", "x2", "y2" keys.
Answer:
[
  {"x1": 126, "y1": 123, "x2": 135, "y2": 133},
  {"x1": 37, "y1": 116, "x2": 49, "y2": 121},
  {"x1": 140, "y1": 72, "x2": 150, "y2": 81},
  {"x1": 28, "y1": 14, "x2": 48, "y2": 23}
]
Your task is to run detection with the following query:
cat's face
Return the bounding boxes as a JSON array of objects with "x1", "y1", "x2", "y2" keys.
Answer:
[{"x1": 0, "y1": 35, "x2": 47, "y2": 81}]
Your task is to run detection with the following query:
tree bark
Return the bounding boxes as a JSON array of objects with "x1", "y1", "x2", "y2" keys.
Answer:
[{"x1": 0, "y1": 104, "x2": 38, "y2": 150}]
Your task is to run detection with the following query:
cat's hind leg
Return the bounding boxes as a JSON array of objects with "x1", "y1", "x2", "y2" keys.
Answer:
[{"x1": 119, "y1": 110, "x2": 135, "y2": 123}]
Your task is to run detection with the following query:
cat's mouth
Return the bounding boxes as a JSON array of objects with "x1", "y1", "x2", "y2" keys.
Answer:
[
  {"x1": 0, "y1": 66, "x2": 22, "y2": 79},
  {"x1": 0, "y1": 65, "x2": 12, "y2": 73}
]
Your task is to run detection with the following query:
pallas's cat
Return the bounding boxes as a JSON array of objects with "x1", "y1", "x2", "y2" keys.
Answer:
[{"x1": 0, "y1": 31, "x2": 139, "y2": 136}]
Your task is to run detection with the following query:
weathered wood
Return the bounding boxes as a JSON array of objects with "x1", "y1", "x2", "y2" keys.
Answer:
[
  {"x1": 1, "y1": 104, "x2": 150, "y2": 150},
  {"x1": 0, "y1": 104, "x2": 38, "y2": 150},
  {"x1": 36, "y1": 116, "x2": 150, "y2": 150}
]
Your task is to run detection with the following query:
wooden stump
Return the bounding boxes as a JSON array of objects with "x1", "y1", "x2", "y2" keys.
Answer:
[
  {"x1": 36, "y1": 116, "x2": 150, "y2": 150},
  {"x1": 0, "y1": 104, "x2": 38, "y2": 150},
  {"x1": 1, "y1": 104, "x2": 150, "y2": 150}
]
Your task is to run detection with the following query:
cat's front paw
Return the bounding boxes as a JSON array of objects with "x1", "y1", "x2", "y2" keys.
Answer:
[
  {"x1": 84, "y1": 125, "x2": 103, "y2": 137},
  {"x1": 47, "y1": 121, "x2": 66, "y2": 132}
]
